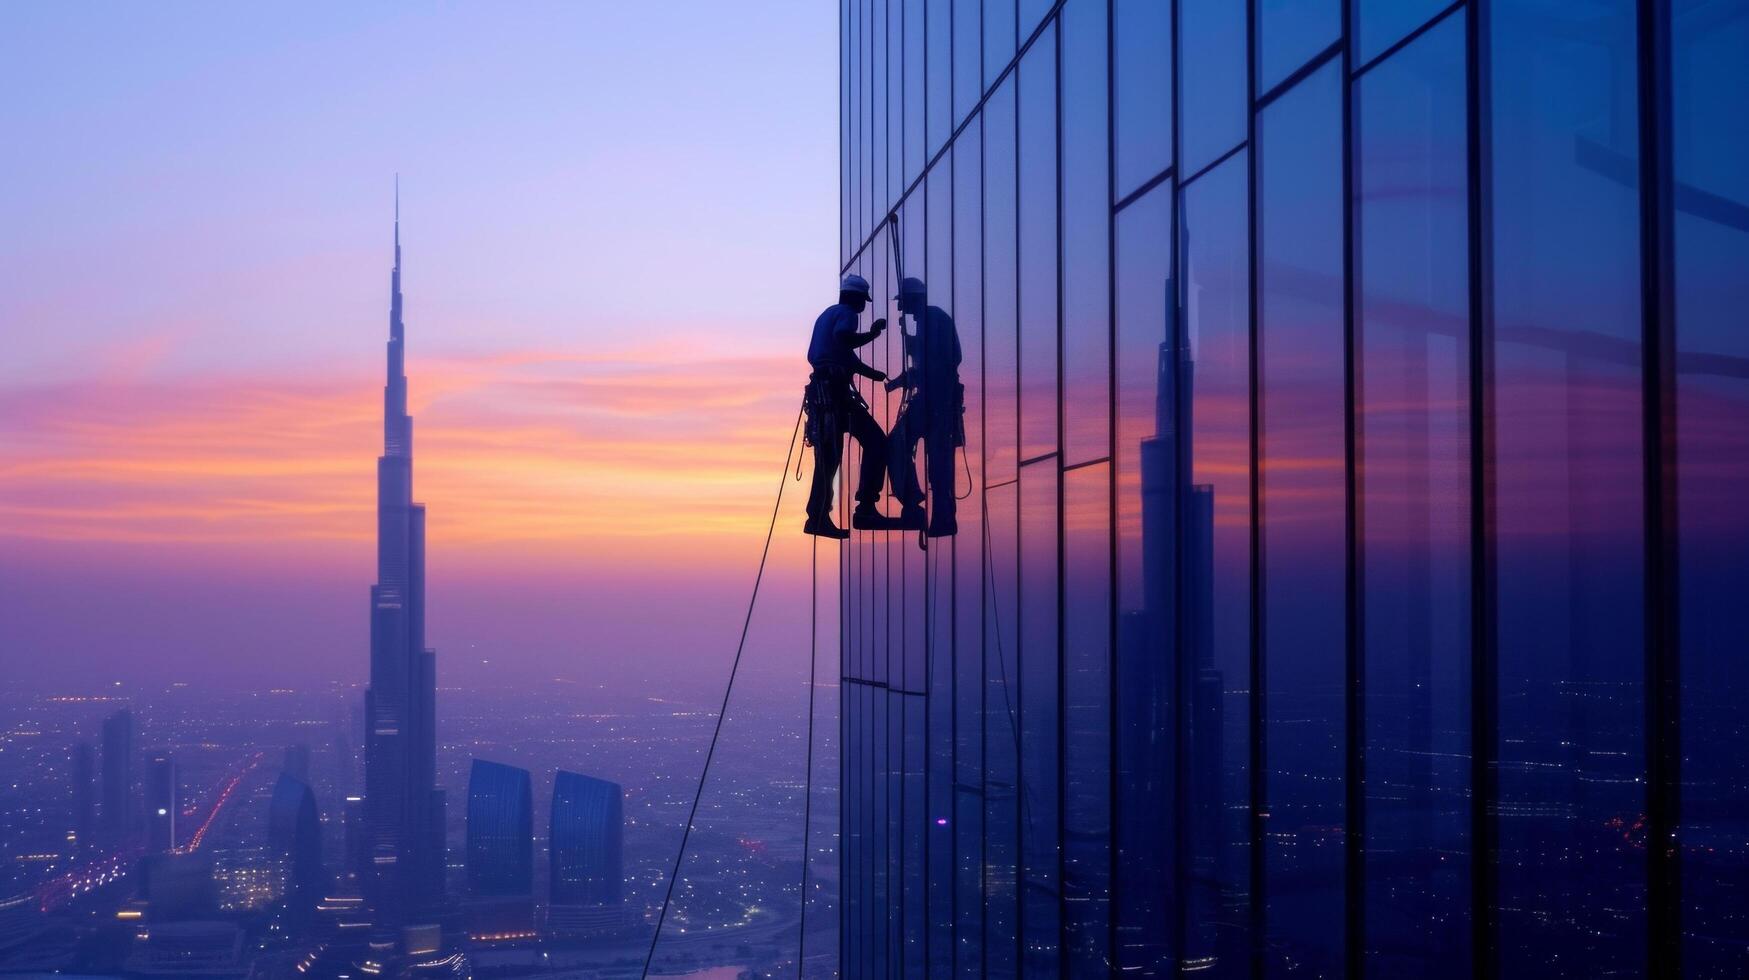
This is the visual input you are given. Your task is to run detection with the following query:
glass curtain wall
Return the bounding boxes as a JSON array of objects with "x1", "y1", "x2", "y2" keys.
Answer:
[{"x1": 837, "y1": 0, "x2": 1747, "y2": 976}]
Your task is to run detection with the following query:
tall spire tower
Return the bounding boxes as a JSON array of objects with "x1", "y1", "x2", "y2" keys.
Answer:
[{"x1": 363, "y1": 181, "x2": 446, "y2": 925}]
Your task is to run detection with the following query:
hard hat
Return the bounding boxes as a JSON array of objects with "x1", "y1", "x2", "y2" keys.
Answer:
[
  {"x1": 840, "y1": 273, "x2": 873, "y2": 299},
  {"x1": 894, "y1": 276, "x2": 926, "y2": 299}
]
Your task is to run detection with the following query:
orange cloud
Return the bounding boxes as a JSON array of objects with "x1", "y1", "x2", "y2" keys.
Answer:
[{"x1": 0, "y1": 344, "x2": 809, "y2": 570}]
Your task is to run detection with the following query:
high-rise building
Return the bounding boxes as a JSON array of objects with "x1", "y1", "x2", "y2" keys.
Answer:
[
  {"x1": 547, "y1": 771, "x2": 623, "y2": 938},
  {"x1": 71, "y1": 741, "x2": 95, "y2": 853},
  {"x1": 284, "y1": 743, "x2": 312, "y2": 783},
  {"x1": 143, "y1": 751, "x2": 176, "y2": 852},
  {"x1": 362, "y1": 191, "x2": 445, "y2": 925},
  {"x1": 99, "y1": 710, "x2": 133, "y2": 839},
  {"x1": 836, "y1": 1, "x2": 1749, "y2": 976},
  {"x1": 464, "y1": 760, "x2": 534, "y2": 938},
  {"x1": 268, "y1": 771, "x2": 324, "y2": 905}
]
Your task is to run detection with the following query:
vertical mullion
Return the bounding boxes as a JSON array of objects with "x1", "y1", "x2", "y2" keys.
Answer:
[
  {"x1": 1244, "y1": 0, "x2": 1266, "y2": 974},
  {"x1": 1463, "y1": 0, "x2": 1498, "y2": 975},
  {"x1": 1635, "y1": 0, "x2": 1679, "y2": 975},
  {"x1": 1340, "y1": 1, "x2": 1363, "y2": 977},
  {"x1": 1170, "y1": 0, "x2": 1190, "y2": 968},
  {"x1": 1052, "y1": 13, "x2": 1070, "y2": 976},
  {"x1": 1103, "y1": 0, "x2": 1122, "y2": 972}
]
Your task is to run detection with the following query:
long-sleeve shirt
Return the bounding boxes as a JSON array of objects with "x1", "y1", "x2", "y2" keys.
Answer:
[{"x1": 807, "y1": 303, "x2": 884, "y2": 380}]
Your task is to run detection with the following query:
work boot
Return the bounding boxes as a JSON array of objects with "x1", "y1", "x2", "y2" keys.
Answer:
[
  {"x1": 926, "y1": 514, "x2": 958, "y2": 538},
  {"x1": 852, "y1": 504, "x2": 905, "y2": 531},
  {"x1": 803, "y1": 516, "x2": 850, "y2": 539},
  {"x1": 896, "y1": 505, "x2": 927, "y2": 531}
]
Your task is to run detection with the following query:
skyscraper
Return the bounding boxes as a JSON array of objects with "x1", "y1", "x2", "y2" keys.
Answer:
[
  {"x1": 268, "y1": 772, "x2": 323, "y2": 906},
  {"x1": 464, "y1": 760, "x2": 534, "y2": 938},
  {"x1": 362, "y1": 190, "x2": 445, "y2": 925},
  {"x1": 72, "y1": 741, "x2": 95, "y2": 853},
  {"x1": 547, "y1": 771, "x2": 623, "y2": 939},
  {"x1": 100, "y1": 710, "x2": 132, "y2": 839},
  {"x1": 144, "y1": 751, "x2": 176, "y2": 852}
]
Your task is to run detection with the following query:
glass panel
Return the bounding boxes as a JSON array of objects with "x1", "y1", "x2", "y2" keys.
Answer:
[
  {"x1": 1355, "y1": 17, "x2": 1471, "y2": 977},
  {"x1": 954, "y1": 0, "x2": 982, "y2": 123},
  {"x1": 1673, "y1": 1, "x2": 1749, "y2": 972},
  {"x1": 1180, "y1": 0, "x2": 1248, "y2": 177},
  {"x1": 1020, "y1": 0, "x2": 1053, "y2": 41},
  {"x1": 1255, "y1": 0, "x2": 1339, "y2": 93},
  {"x1": 1114, "y1": 0, "x2": 1173, "y2": 199},
  {"x1": 1490, "y1": 1, "x2": 1646, "y2": 975},
  {"x1": 1019, "y1": 461, "x2": 1061, "y2": 973},
  {"x1": 928, "y1": 0, "x2": 953, "y2": 159},
  {"x1": 1114, "y1": 180, "x2": 1175, "y2": 976},
  {"x1": 951, "y1": 117, "x2": 987, "y2": 979},
  {"x1": 1063, "y1": 0, "x2": 1112, "y2": 466},
  {"x1": 1063, "y1": 462, "x2": 1113, "y2": 974},
  {"x1": 907, "y1": 0, "x2": 927, "y2": 186},
  {"x1": 902, "y1": 692, "x2": 927, "y2": 974},
  {"x1": 983, "y1": 481, "x2": 1021, "y2": 976},
  {"x1": 1355, "y1": 0, "x2": 1454, "y2": 65},
  {"x1": 924, "y1": 167, "x2": 956, "y2": 979},
  {"x1": 1179, "y1": 150, "x2": 1254, "y2": 972},
  {"x1": 875, "y1": 0, "x2": 890, "y2": 221},
  {"x1": 1019, "y1": 26, "x2": 1059, "y2": 463},
  {"x1": 985, "y1": 79, "x2": 1020, "y2": 484},
  {"x1": 1257, "y1": 60, "x2": 1345, "y2": 978},
  {"x1": 985, "y1": 0, "x2": 1016, "y2": 91}
]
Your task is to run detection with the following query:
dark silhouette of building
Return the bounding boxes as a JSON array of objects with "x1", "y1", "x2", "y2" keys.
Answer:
[
  {"x1": 362, "y1": 192, "x2": 446, "y2": 926},
  {"x1": 100, "y1": 710, "x2": 133, "y2": 839},
  {"x1": 464, "y1": 760, "x2": 534, "y2": 938},
  {"x1": 284, "y1": 743, "x2": 311, "y2": 783},
  {"x1": 144, "y1": 751, "x2": 176, "y2": 851},
  {"x1": 547, "y1": 770, "x2": 623, "y2": 938},
  {"x1": 268, "y1": 772, "x2": 324, "y2": 906},
  {"x1": 72, "y1": 741, "x2": 95, "y2": 853}
]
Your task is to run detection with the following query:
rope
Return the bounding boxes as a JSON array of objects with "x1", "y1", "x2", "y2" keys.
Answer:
[
  {"x1": 642, "y1": 404, "x2": 805, "y2": 979},
  {"x1": 796, "y1": 534, "x2": 819, "y2": 977}
]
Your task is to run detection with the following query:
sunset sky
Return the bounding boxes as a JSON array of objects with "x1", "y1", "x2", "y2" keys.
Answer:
[{"x1": 1, "y1": 3, "x2": 838, "y2": 690}]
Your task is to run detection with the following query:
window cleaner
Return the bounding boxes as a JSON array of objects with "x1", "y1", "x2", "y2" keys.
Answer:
[
  {"x1": 802, "y1": 273, "x2": 907, "y2": 537},
  {"x1": 884, "y1": 275, "x2": 964, "y2": 538}
]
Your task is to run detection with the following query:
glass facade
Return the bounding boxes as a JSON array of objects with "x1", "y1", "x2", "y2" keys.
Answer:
[{"x1": 837, "y1": 0, "x2": 1749, "y2": 976}]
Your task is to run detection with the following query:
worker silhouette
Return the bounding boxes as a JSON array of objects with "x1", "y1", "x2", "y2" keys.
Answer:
[
  {"x1": 803, "y1": 273, "x2": 903, "y2": 538},
  {"x1": 884, "y1": 277, "x2": 962, "y2": 537}
]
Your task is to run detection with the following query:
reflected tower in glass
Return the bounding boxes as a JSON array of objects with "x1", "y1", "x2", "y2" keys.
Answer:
[
  {"x1": 464, "y1": 759, "x2": 534, "y2": 939},
  {"x1": 837, "y1": 0, "x2": 1748, "y2": 976}
]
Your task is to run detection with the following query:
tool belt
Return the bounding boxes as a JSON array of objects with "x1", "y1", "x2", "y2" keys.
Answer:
[{"x1": 803, "y1": 370, "x2": 865, "y2": 448}]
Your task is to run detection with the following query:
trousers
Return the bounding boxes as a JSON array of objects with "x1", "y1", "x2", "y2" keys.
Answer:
[{"x1": 808, "y1": 389, "x2": 888, "y2": 520}]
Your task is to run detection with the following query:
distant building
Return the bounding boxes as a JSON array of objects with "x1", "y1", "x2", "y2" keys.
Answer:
[
  {"x1": 100, "y1": 710, "x2": 133, "y2": 838},
  {"x1": 547, "y1": 771, "x2": 624, "y2": 939},
  {"x1": 284, "y1": 743, "x2": 312, "y2": 782},
  {"x1": 144, "y1": 751, "x2": 176, "y2": 851},
  {"x1": 362, "y1": 193, "x2": 446, "y2": 927},
  {"x1": 268, "y1": 772, "x2": 324, "y2": 905},
  {"x1": 137, "y1": 852, "x2": 217, "y2": 922},
  {"x1": 125, "y1": 920, "x2": 245, "y2": 977},
  {"x1": 71, "y1": 741, "x2": 95, "y2": 853},
  {"x1": 464, "y1": 760, "x2": 533, "y2": 939}
]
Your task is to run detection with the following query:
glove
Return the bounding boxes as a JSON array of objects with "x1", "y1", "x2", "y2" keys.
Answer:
[{"x1": 870, "y1": 318, "x2": 887, "y2": 336}]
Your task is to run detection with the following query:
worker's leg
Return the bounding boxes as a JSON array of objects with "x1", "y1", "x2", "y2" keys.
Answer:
[
  {"x1": 844, "y1": 399, "x2": 888, "y2": 507},
  {"x1": 924, "y1": 432, "x2": 957, "y2": 535},
  {"x1": 806, "y1": 428, "x2": 843, "y2": 520},
  {"x1": 887, "y1": 408, "x2": 926, "y2": 509}
]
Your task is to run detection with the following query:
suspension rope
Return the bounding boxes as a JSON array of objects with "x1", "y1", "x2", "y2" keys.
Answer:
[
  {"x1": 796, "y1": 534, "x2": 819, "y2": 977},
  {"x1": 642, "y1": 404, "x2": 805, "y2": 980}
]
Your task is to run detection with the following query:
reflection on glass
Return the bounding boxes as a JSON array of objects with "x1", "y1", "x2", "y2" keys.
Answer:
[
  {"x1": 888, "y1": 277, "x2": 965, "y2": 537},
  {"x1": 1355, "y1": 0, "x2": 1453, "y2": 65},
  {"x1": 986, "y1": 79, "x2": 1020, "y2": 484},
  {"x1": 950, "y1": 118, "x2": 986, "y2": 979},
  {"x1": 1115, "y1": 181, "x2": 1175, "y2": 976},
  {"x1": 1674, "y1": 2, "x2": 1749, "y2": 972},
  {"x1": 983, "y1": 482, "x2": 1020, "y2": 976},
  {"x1": 1064, "y1": 463, "x2": 1113, "y2": 974},
  {"x1": 1019, "y1": 463, "x2": 1060, "y2": 971},
  {"x1": 1062, "y1": 0, "x2": 1112, "y2": 466},
  {"x1": 1258, "y1": 59, "x2": 1345, "y2": 978},
  {"x1": 1356, "y1": 16, "x2": 1470, "y2": 977},
  {"x1": 1019, "y1": 27, "x2": 1059, "y2": 463},
  {"x1": 1114, "y1": 0, "x2": 1173, "y2": 198},
  {"x1": 1180, "y1": 150, "x2": 1253, "y2": 973},
  {"x1": 1491, "y1": 1, "x2": 1646, "y2": 974},
  {"x1": 1180, "y1": 0, "x2": 1248, "y2": 176},
  {"x1": 1255, "y1": 0, "x2": 1338, "y2": 92}
]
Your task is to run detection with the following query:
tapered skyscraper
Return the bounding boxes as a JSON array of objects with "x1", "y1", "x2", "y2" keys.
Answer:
[{"x1": 363, "y1": 188, "x2": 445, "y2": 924}]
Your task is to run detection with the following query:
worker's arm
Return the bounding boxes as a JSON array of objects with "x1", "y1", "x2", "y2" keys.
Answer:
[
  {"x1": 851, "y1": 359, "x2": 887, "y2": 383},
  {"x1": 843, "y1": 317, "x2": 887, "y2": 349}
]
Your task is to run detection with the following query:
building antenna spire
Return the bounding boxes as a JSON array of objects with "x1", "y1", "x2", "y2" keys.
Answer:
[{"x1": 394, "y1": 173, "x2": 400, "y2": 254}]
